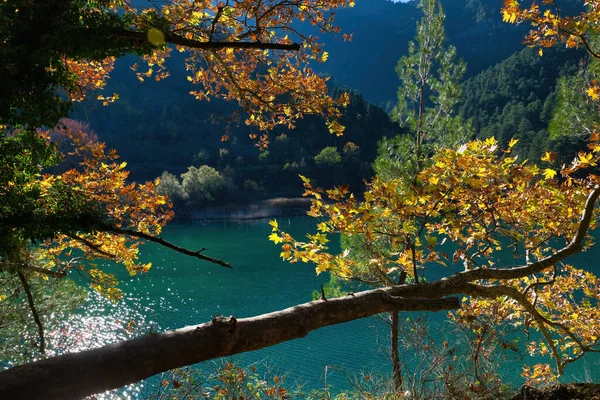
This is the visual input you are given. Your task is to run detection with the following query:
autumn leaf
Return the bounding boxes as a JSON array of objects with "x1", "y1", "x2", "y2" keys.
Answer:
[
  {"x1": 542, "y1": 168, "x2": 557, "y2": 180},
  {"x1": 299, "y1": 175, "x2": 311, "y2": 184},
  {"x1": 268, "y1": 233, "x2": 283, "y2": 244},
  {"x1": 541, "y1": 151, "x2": 556, "y2": 163}
]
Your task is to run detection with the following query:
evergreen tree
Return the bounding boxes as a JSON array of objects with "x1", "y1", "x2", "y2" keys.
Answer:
[
  {"x1": 343, "y1": 0, "x2": 471, "y2": 391},
  {"x1": 375, "y1": 0, "x2": 471, "y2": 183}
]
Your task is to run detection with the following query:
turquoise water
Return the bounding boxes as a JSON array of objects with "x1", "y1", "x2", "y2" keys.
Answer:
[{"x1": 61, "y1": 217, "x2": 600, "y2": 397}]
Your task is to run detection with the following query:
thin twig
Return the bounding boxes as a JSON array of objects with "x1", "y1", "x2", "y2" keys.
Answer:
[
  {"x1": 101, "y1": 226, "x2": 232, "y2": 269},
  {"x1": 67, "y1": 234, "x2": 117, "y2": 259},
  {"x1": 17, "y1": 272, "x2": 45, "y2": 355},
  {"x1": 0, "y1": 263, "x2": 66, "y2": 279}
]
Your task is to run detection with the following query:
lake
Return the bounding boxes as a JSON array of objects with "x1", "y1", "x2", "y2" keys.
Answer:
[{"x1": 59, "y1": 217, "x2": 600, "y2": 397}]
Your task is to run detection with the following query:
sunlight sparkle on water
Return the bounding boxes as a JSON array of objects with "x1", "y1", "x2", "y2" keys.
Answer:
[{"x1": 46, "y1": 291, "x2": 163, "y2": 398}]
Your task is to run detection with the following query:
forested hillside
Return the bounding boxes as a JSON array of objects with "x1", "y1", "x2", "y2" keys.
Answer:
[
  {"x1": 74, "y1": 75, "x2": 399, "y2": 200},
  {"x1": 73, "y1": 0, "x2": 585, "y2": 205},
  {"x1": 312, "y1": 0, "x2": 533, "y2": 105},
  {"x1": 458, "y1": 47, "x2": 587, "y2": 161}
]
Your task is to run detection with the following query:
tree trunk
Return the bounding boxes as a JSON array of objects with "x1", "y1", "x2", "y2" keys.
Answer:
[
  {"x1": 391, "y1": 311, "x2": 403, "y2": 392},
  {"x1": 0, "y1": 289, "x2": 459, "y2": 400}
]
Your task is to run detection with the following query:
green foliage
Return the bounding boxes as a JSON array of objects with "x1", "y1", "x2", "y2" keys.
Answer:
[
  {"x1": 151, "y1": 362, "x2": 291, "y2": 400},
  {"x1": 0, "y1": 129, "x2": 103, "y2": 259},
  {"x1": 311, "y1": 275, "x2": 347, "y2": 301},
  {"x1": 76, "y1": 80, "x2": 399, "y2": 198},
  {"x1": 377, "y1": 0, "x2": 470, "y2": 182},
  {"x1": 342, "y1": 142, "x2": 360, "y2": 157},
  {"x1": 181, "y1": 165, "x2": 225, "y2": 208},
  {"x1": 374, "y1": 135, "x2": 417, "y2": 183},
  {"x1": 311, "y1": 0, "x2": 535, "y2": 104},
  {"x1": 314, "y1": 147, "x2": 342, "y2": 167},
  {"x1": 458, "y1": 47, "x2": 584, "y2": 160},
  {"x1": 259, "y1": 150, "x2": 270, "y2": 162},
  {"x1": 156, "y1": 172, "x2": 188, "y2": 209},
  {"x1": 0, "y1": 0, "x2": 149, "y2": 127},
  {"x1": 392, "y1": 0, "x2": 465, "y2": 135},
  {"x1": 243, "y1": 179, "x2": 260, "y2": 192},
  {"x1": 548, "y1": 75, "x2": 597, "y2": 140}
]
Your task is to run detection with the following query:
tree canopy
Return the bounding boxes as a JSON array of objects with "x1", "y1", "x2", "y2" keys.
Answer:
[
  {"x1": 1, "y1": 0, "x2": 352, "y2": 143},
  {"x1": 272, "y1": 137, "x2": 600, "y2": 383}
]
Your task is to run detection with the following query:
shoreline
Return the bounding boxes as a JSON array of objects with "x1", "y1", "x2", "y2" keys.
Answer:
[{"x1": 188, "y1": 197, "x2": 312, "y2": 221}]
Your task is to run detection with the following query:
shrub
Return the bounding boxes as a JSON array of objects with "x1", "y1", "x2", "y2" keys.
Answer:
[
  {"x1": 243, "y1": 179, "x2": 260, "y2": 192},
  {"x1": 314, "y1": 146, "x2": 341, "y2": 167},
  {"x1": 157, "y1": 172, "x2": 186, "y2": 200},
  {"x1": 181, "y1": 165, "x2": 224, "y2": 208}
]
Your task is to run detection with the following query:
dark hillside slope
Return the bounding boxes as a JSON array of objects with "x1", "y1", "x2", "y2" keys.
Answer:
[
  {"x1": 312, "y1": 0, "x2": 531, "y2": 105},
  {"x1": 458, "y1": 47, "x2": 586, "y2": 161}
]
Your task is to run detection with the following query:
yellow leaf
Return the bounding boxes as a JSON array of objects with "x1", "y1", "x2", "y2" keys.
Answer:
[
  {"x1": 541, "y1": 151, "x2": 555, "y2": 163},
  {"x1": 484, "y1": 137, "x2": 497, "y2": 147},
  {"x1": 268, "y1": 232, "x2": 283, "y2": 244},
  {"x1": 268, "y1": 219, "x2": 279, "y2": 231},
  {"x1": 508, "y1": 138, "x2": 519, "y2": 148},
  {"x1": 299, "y1": 175, "x2": 311, "y2": 184},
  {"x1": 543, "y1": 168, "x2": 557, "y2": 180},
  {"x1": 280, "y1": 250, "x2": 291, "y2": 259},
  {"x1": 425, "y1": 235, "x2": 438, "y2": 247},
  {"x1": 579, "y1": 152, "x2": 595, "y2": 165},
  {"x1": 586, "y1": 87, "x2": 599, "y2": 101}
]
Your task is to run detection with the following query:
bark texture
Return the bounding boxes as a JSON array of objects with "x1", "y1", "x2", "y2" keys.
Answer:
[
  {"x1": 391, "y1": 310, "x2": 403, "y2": 392},
  {"x1": 0, "y1": 289, "x2": 458, "y2": 399}
]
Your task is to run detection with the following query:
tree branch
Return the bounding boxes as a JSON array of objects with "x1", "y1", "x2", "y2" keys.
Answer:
[
  {"x1": 119, "y1": 30, "x2": 301, "y2": 51},
  {"x1": 0, "y1": 289, "x2": 459, "y2": 399},
  {"x1": 16, "y1": 272, "x2": 45, "y2": 356},
  {"x1": 460, "y1": 282, "x2": 600, "y2": 375},
  {"x1": 66, "y1": 234, "x2": 117, "y2": 260},
  {"x1": 1, "y1": 180, "x2": 596, "y2": 399},
  {"x1": 208, "y1": 6, "x2": 224, "y2": 42},
  {"x1": 400, "y1": 185, "x2": 600, "y2": 296},
  {"x1": 101, "y1": 225, "x2": 232, "y2": 269},
  {"x1": 0, "y1": 263, "x2": 66, "y2": 279}
]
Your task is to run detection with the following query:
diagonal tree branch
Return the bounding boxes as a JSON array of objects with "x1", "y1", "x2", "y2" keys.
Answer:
[
  {"x1": 100, "y1": 225, "x2": 232, "y2": 269},
  {"x1": 395, "y1": 185, "x2": 600, "y2": 296},
  {"x1": 66, "y1": 234, "x2": 117, "y2": 260},
  {"x1": 0, "y1": 289, "x2": 459, "y2": 399},
  {"x1": 118, "y1": 30, "x2": 301, "y2": 51},
  {"x1": 0, "y1": 263, "x2": 66, "y2": 279}
]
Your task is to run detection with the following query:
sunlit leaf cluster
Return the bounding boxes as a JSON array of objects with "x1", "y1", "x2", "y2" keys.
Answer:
[
  {"x1": 1, "y1": 0, "x2": 353, "y2": 147},
  {"x1": 39, "y1": 128, "x2": 173, "y2": 299},
  {"x1": 502, "y1": 0, "x2": 597, "y2": 51},
  {"x1": 271, "y1": 138, "x2": 600, "y2": 380},
  {"x1": 1, "y1": 125, "x2": 173, "y2": 300}
]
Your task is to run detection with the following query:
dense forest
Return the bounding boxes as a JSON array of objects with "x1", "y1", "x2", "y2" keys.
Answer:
[{"x1": 3, "y1": 0, "x2": 600, "y2": 398}]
